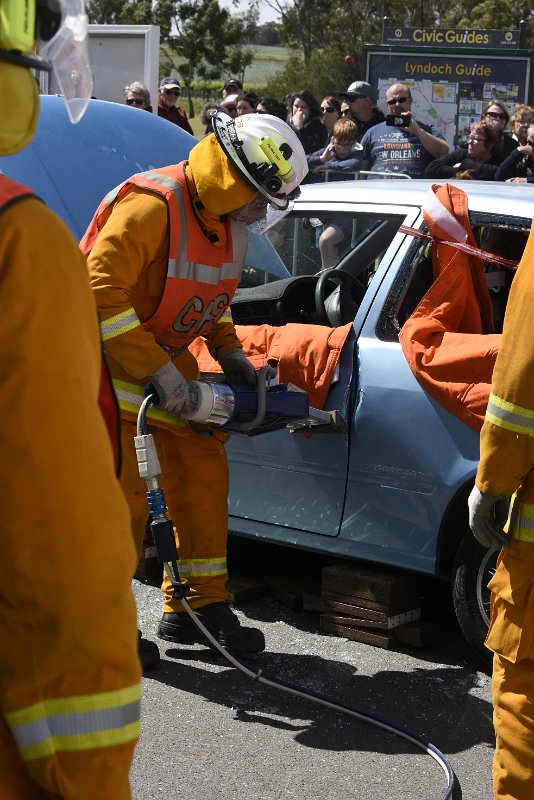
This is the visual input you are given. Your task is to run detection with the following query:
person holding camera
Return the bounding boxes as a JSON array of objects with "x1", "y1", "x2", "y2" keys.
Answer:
[{"x1": 359, "y1": 83, "x2": 448, "y2": 178}]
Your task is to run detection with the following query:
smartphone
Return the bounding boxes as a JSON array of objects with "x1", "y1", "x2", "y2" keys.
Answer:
[{"x1": 386, "y1": 114, "x2": 408, "y2": 127}]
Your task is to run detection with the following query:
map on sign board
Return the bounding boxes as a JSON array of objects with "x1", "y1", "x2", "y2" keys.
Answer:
[{"x1": 377, "y1": 78, "x2": 520, "y2": 148}]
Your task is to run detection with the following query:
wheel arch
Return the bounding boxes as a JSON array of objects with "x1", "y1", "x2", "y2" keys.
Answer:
[{"x1": 435, "y1": 479, "x2": 475, "y2": 579}]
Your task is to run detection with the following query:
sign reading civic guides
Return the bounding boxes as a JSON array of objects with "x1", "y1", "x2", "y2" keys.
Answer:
[{"x1": 383, "y1": 27, "x2": 519, "y2": 49}]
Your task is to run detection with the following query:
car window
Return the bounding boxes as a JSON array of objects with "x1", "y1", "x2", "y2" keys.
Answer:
[
  {"x1": 243, "y1": 212, "x2": 403, "y2": 287},
  {"x1": 377, "y1": 214, "x2": 531, "y2": 342}
]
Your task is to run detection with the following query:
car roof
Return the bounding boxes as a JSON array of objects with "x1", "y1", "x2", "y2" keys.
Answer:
[
  {"x1": 297, "y1": 178, "x2": 534, "y2": 220},
  {"x1": 0, "y1": 96, "x2": 195, "y2": 240}
]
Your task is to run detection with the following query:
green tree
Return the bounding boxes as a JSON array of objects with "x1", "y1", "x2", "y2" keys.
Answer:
[
  {"x1": 86, "y1": 0, "x2": 127, "y2": 22},
  {"x1": 153, "y1": 0, "x2": 259, "y2": 113}
]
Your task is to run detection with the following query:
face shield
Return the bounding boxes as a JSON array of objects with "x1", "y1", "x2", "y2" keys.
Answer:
[
  {"x1": 247, "y1": 199, "x2": 297, "y2": 235},
  {"x1": 0, "y1": 0, "x2": 92, "y2": 124},
  {"x1": 39, "y1": 0, "x2": 92, "y2": 123}
]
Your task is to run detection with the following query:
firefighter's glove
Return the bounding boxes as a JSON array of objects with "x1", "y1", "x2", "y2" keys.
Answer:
[
  {"x1": 468, "y1": 486, "x2": 509, "y2": 549},
  {"x1": 149, "y1": 361, "x2": 190, "y2": 416},
  {"x1": 219, "y1": 349, "x2": 257, "y2": 386}
]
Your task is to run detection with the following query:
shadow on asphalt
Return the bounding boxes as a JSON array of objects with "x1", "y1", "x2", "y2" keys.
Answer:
[{"x1": 149, "y1": 641, "x2": 493, "y2": 761}]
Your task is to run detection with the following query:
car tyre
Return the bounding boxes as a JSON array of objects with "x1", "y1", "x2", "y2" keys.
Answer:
[{"x1": 452, "y1": 532, "x2": 498, "y2": 671}]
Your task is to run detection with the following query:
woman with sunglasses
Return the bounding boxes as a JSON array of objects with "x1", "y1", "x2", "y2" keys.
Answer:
[
  {"x1": 320, "y1": 96, "x2": 341, "y2": 139},
  {"x1": 426, "y1": 121, "x2": 501, "y2": 180},
  {"x1": 480, "y1": 100, "x2": 517, "y2": 163},
  {"x1": 157, "y1": 76, "x2": 194, "y2": 135},
  {"x1": 495, "y1": 123, "x2": 534, "y2": 184},
  {"x1": 124, "y1": 81, "x2": 152, "y2": 113}
]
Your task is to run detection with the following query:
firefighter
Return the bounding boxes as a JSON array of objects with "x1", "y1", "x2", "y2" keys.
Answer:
[
  {"x1": 81, "y1": 111, "x2": 308, "y2": 654},
  {"x1": 468, "y1": 223, "x2": 534, "y2": 800},
  {"x1": 0, "y1": 2, "x2": 141, "y2": 798}
]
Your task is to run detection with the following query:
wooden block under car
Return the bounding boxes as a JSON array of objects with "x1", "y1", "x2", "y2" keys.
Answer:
[
  {"x1": 322, "y1": 563, "x2": 422, "y2": 609},
  {"x1": 320, "y1": 615, "x2": 398, "y2": 649},
  {"x1": 393, "y1": 620, "x2": 439, "y2": 648},
  {"x1": 320, "y1": 608, "x2": 421, "y2": 631},
  {"x1": 264, "y1": 574, "x2": 321, "y2": 611},
  {"x1": 226, "y1": 575, "x2": 269, "y2": 606},
  {"x1": 302, "y1": 593, "x2": 328, "y2": 613}
]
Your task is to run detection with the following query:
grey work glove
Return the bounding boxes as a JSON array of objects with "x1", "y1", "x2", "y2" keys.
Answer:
[
  {"x1": 468, "y1": 486, "x2": 509, "y2": 549},
  {"x1": 149, "y1": 361, "x2": 191, "y2": 416},
  {"x1": 219, "y1": 349, "x2": 257, "y2": 386}
]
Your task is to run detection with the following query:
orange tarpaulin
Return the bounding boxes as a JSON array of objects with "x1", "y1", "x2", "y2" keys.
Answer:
[
  {"x1": 399, "y1": 184, "x2": 501, "y2": 432},
  {"x1": 190, "y1": 321, "x2": 354, "y2": 410}
]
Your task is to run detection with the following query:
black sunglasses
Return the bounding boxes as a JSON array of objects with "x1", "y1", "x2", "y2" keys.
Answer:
[
  {"x1": 321, "y1": 106, "x2": 335, "y2": 113},
  {"x1": 485, "y1": 111, "x2": 507, "y2": 121},
  {"x1": 387, "y1": 96, "x2": 410, "y2": 105},
  {"x1": 164, "y1": 89, "x2": 180, "y2": 96},
  {"x1": 126, "y1": 97, "x2": 144, "y2": 106}
]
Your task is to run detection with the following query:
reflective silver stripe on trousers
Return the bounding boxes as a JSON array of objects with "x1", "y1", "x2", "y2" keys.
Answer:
[{"x1": 10, "y1": 700, "x2": 140, "y2": 749}]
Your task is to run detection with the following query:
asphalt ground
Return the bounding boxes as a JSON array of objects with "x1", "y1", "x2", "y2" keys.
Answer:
[{"x1": 130, "y1": 538, "x2": 494, "y2": 800}]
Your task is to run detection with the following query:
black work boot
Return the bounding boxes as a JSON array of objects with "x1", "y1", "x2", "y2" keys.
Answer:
[
  {"x1": 138, "y1": 631, "x2": 160, "y2": 671},
  {"x1": 157, "y1": 602, "x2": 265, "y2": 653}
]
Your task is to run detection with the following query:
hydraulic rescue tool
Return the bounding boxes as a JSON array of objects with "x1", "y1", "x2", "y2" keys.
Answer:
[{"x1": 135, "y1": 368, "x2": 457, "y2": 800}]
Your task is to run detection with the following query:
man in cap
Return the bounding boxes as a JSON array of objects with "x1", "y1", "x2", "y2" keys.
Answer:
[
  {"x1": 338, "y1": 80, "x2": 385, "y2": 140},
  {"x1": 222, "y1": 78, "x2": 243, "y2": 99},
  {"x1": 157, "y1": 76, "x2": 194, "y2": 135},
  {"x1": 80, "y1": 111, "x2": 308, "y2": 654},
  {"x1": 0, "y1": 1, "x2": 141, "y2": 796}
]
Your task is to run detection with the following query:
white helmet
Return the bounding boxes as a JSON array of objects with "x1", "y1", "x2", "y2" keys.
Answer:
[{"x1": 212, "y1": 111, "x2": 308, "y2": 209}]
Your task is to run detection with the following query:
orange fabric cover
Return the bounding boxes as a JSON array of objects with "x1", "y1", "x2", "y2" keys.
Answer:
[
  {"x1": 399, "y1": 184, "x2": 500, "y2": 432},
  {"x1": 190, "y1": 321, "x2": 354, "y2": 410}
]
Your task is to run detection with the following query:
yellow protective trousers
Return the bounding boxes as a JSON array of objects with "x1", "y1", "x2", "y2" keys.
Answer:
[
  {"x1": 120, "y1": 420, "x2": 229, "y2": 611},
  {"x1": 486, "y1": 538, "x2": 534, "y2": 800}
]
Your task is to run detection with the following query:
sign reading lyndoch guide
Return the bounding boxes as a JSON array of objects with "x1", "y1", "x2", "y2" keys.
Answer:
[{"x1": 365, "y1": 26, "x2": 531, "y2": 148}]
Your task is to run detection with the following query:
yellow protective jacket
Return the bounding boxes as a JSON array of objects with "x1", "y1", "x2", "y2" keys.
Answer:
[
  {"x1": 81, "y1": 164, "x2": 248, "y2": 433},
  {"x1": 476, "y1": 218, "x2": 534, "y2": 666},
  {"x1": 0, "y1": 176, "x2": 140, "y2": 799}
]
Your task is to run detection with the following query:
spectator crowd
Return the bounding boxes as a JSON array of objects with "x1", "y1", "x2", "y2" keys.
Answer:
[{"x1": 123, "y1": 75, "x2": 534, "y2": 186}]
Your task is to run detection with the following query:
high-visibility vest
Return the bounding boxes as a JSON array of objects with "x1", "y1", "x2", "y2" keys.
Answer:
[
  {"x1": 80, "y1": 164, "x2": 248, "y2": 355},
  {"x1": 0, "y1": 175, "x2": 122, "y2": 472}
]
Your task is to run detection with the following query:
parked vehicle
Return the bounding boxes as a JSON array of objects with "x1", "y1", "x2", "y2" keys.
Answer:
[
  {"x1": 225, "y1": 179, "x2": 532, "y2": 667},
  {"x1": 3, "y1": 97, "x2": 531, "y2": 665}
]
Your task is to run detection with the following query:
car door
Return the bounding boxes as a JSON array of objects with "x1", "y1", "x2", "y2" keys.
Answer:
[{"x1": 227, "y1": 201, "x2": 422, "y2": 544}]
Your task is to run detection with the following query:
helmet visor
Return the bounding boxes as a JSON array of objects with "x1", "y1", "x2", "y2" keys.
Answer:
[
  {"x1": 248, "y1": 199, "x2": 296, "y2": 235},
  {"x1": 40, "y1": 0, "x2": 92, "y2": 124}
]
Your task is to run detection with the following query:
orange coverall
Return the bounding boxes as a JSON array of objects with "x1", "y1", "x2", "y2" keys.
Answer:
[
  {"x1": 83, "y1": 139, "x2": 255, "y2": 613},
  {"x1": 0, "y1": 178, "x2": 140, "y2": 799},
  {"x1": 475, "y1": 221, "x2": 534, "y2": 800}
]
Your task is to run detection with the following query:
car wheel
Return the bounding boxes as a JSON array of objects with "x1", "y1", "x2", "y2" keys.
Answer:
[{"x1": 452, "y1": 532, "x2": 498, "y2": 670}]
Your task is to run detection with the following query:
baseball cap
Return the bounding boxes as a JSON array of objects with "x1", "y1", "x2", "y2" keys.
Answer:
[
  {"x1": 223, "y1": 79, "x2": 242, "y2": 92},
  {"x1": 159, "y1": 77, "x2": 180, "y2": 90},
  {"x1": 339, "y1": 81, "x2": 377, "y2": 101}
]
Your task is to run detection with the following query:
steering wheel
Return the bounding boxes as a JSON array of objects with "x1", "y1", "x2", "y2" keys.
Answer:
[{"x1": 314, "y1": 268, "x2": 366, "y2": 326}]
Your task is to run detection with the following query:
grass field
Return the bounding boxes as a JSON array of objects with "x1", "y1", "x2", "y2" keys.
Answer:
[
  {"x1": 240, "y1": 44, "x2": 289, "y2": 85},
  {"x1": 185, "y1": 44, "x2": 289, "y2": 136}
]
